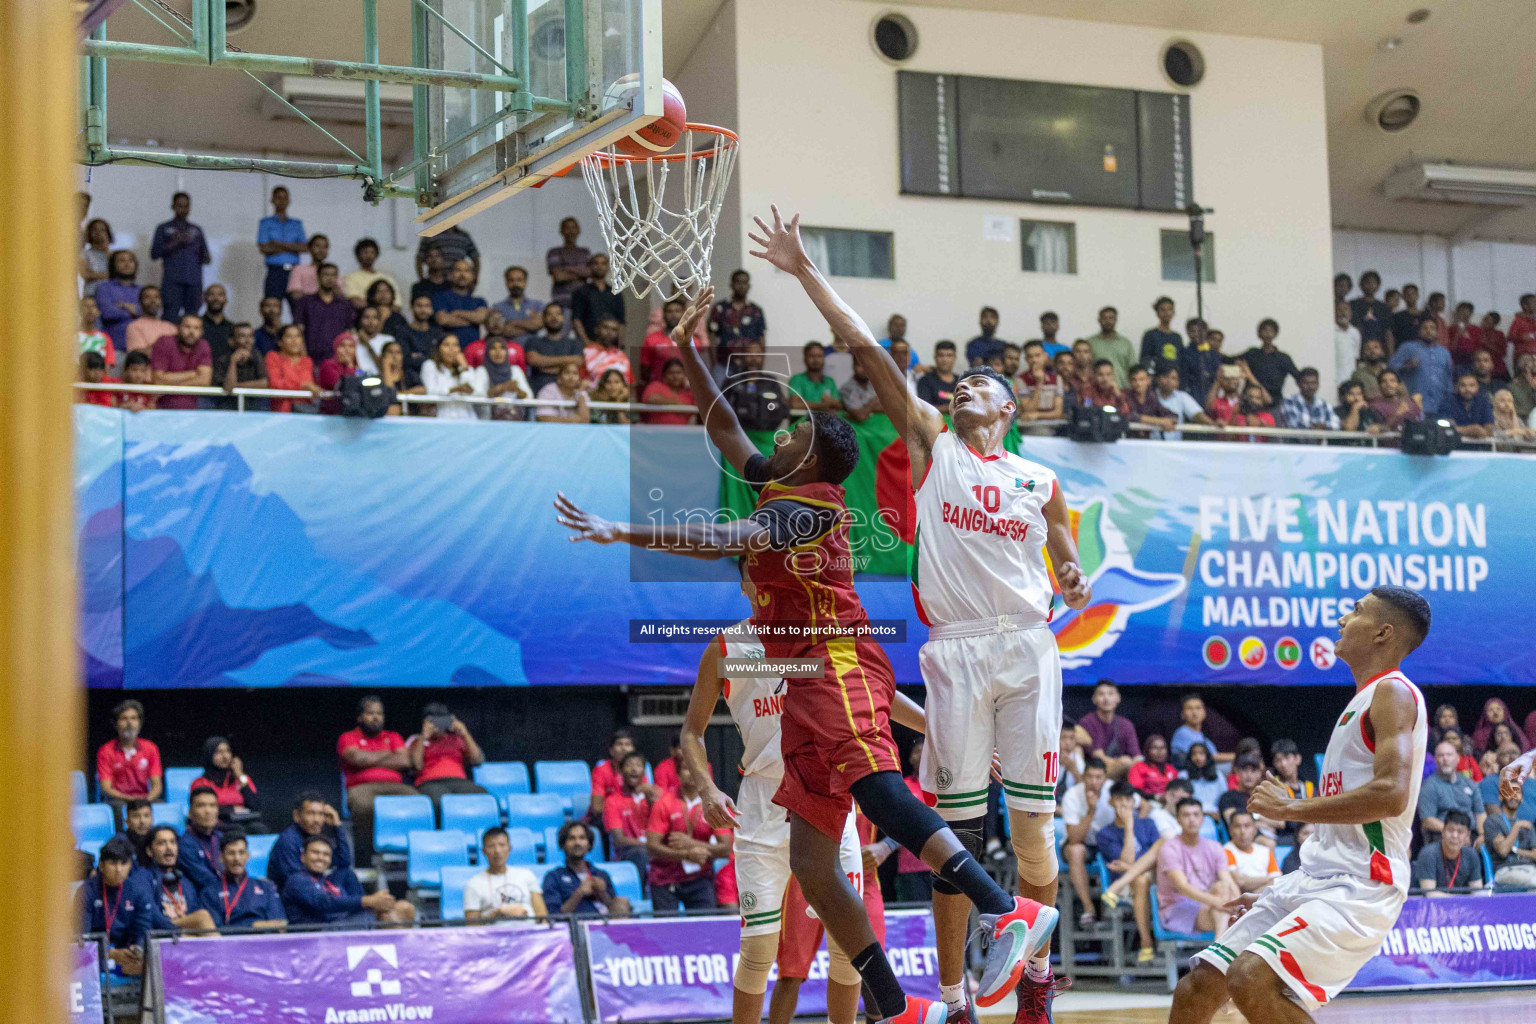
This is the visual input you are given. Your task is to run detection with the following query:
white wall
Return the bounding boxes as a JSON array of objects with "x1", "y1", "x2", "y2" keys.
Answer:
[
  {"x1": 77, "y1": 162, "x2": 606, "y2": 325},
  {"x1": 671, "y1": 0, "x2": 740, "y2": 283},
  {"x1": 1332, "y1": 229, "x2": 1536, "y2": 319},
  {"x1": 719, "y1": 0, "x2": 1335, "y2": 391}
]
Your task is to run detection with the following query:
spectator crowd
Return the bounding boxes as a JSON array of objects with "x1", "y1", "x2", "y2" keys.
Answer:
[
  {"x1": 80, "y1": 687, "x2": 1536, "y2": 975},
  {"x1": 77, "y1": 190, "x2": 1536, "y2": 445}
]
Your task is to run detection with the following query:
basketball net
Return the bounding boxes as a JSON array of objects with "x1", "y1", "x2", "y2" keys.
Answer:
[{"x1": 579, "y1": 123, "x2": 739, "y2": 300}]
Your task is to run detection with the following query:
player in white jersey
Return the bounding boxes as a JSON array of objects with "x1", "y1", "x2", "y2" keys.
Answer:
[
  {"x1": 751, "y1": 205, "x2": 1089, "y2": 1023},
  {"x1": 1171, "y1": 586, "x2": 1433, "y2": 1024},
  {"x1": 679, "y1": 569, "x2": 929, "y2": 1024}
]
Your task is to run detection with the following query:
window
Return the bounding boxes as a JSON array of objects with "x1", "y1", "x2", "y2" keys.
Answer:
[
  {"x1": 1160, "y1": 228, "x2": 1215, "y2": 283},
  {"x1": 800, "y1": 227, "x2": 895, "y2": 279},
  {"x1": 1021, "y1": 220, "x2": 1076, "y2": 274}
]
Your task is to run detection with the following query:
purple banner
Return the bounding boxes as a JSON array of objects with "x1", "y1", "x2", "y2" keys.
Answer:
[
  {"x1": 585, "y1": 910, "x2": 940, "y2": 1022},
  {"x1": 159, "y1": 926, "x2": 583, "y2": 1024},
  {"x1": 70, "y1": 943, "x2": 103, "y2": 1024},
  {"x1": 1350, "y1": 893, "x2": 1536, "y2": 990}
]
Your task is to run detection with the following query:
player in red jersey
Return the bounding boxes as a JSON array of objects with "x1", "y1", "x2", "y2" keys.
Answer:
[{"x1": 555, "y1": 288, "x2": 1055, "y2": 1024}]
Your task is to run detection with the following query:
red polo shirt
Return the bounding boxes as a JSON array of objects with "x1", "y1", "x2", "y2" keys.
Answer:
[
  {"x1": 96, "y1": 738, "x2": 162, "y2": 798},
  {"x1": 337, "y1": 728, "x2": 407, "y2": 787},
  {"x1": 590, "y1": 759, "x2": 626, "y2": 800},
  {"x1": 646, "y1": 791, "x2": 724, "y2": 888},
  {"x1": 603, "y1": 790, "x2": 652, "y2": 840}
]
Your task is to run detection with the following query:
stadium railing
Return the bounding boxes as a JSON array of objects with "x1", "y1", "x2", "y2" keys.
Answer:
[{"x1": 73, "y1": 382, "x2": 1536, "y2": 452}]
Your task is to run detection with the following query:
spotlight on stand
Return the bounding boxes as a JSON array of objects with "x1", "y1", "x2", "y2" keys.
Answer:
[
  {"x1": 1400, "y1": 418, "x2": 1459, "y2": 456},
  {"x1": 339, "y1": 374, "x2": 395, "y2": 418},
  {"x1": 1069, "y1": 403, "x2": 1126, "y2": 443}
]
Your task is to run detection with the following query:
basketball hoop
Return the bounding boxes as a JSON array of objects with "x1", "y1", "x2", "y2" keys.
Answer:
[{"x1": 579, "y1": 123, "x2": 739, "y2": 300}]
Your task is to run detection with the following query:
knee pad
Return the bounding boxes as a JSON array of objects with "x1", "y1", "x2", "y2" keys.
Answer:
[
  {"x1": 1010, "y1": 812, "x2": 1058, "y2": 888},
  {"x1": 931, "y1": 815, "x2": 985, "y2": 895},
  {"x1": 733, "y1": 932, "x2": 777, "y2": 996},
  {"x1": 826, "y1": 936, "x2": 861, "y2": 987}
]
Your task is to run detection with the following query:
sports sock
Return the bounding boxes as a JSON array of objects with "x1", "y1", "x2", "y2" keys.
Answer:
[
  {"x1": 939, "y1": 982, "x2": 966, "y2": 1013},
  {"x1": 938, "y1": 850, "x2": 1013, "y2": 916},
  {"x1": 851, "y1": 942, "x2": 907, "y2": 1021},
  {"x1": 1025, "y1": 956, "x2": 1052, "y2": 984}
]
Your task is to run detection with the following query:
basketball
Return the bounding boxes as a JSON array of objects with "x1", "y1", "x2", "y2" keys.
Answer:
[{"x1": 604, "y1": 75, "x2": 686, "y2": 157}]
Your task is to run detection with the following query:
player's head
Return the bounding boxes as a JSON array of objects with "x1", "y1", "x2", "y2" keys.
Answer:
[
  {"x1": 1337, "y1": 586, "x2": 1430, "y2": 667},
  {"x1": 766, "y1": 412, "x2": 859, "y2": 485},
  {"x1": 950, "y1": 367, "x2": 1016, "y2": 427},
  {"x1": 736, "y1": 556, "x2": 757, "y2": 605}
]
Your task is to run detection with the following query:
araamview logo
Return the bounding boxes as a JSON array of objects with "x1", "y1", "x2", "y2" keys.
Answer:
[{"x1": 1047, "y1": 497, "x2": 1186, "y2": 669}]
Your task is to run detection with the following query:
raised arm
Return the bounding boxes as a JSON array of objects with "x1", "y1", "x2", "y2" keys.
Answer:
[
  {"x1": 669, "y1": 287, "x2": 762, "y2": 474},
  {"x1": 748, "y1": 206, "x2": 944, "y2": 451},
  {"x1": 555, "y1": 491, "x2": 769, "y2": 561},
  {"x1": 684, "y1": 637, "x2": 737, "y2": 830},
  {"x1": 1250, "y1": 679, "x2": 1418, "y2": 826}
]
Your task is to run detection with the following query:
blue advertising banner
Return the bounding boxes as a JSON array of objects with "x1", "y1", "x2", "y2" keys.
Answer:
[
  {"x1": 76, "y1": 409, "x2": 1535, "y2": 687},
  {"x1": 70, "y1": 942, "x2": 104, "y2": 1024},
  {"x1": 1349, "y1": 893, "x2": 1536, "y2": 991},
  {"x1": 584, "y1": 910, "x2": 940, "y2": 1021},
  {"x1": 158, "y1": 926, "x2": 582, "y2": 1024}
]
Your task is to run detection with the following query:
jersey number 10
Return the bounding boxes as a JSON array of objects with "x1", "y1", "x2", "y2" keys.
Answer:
[
  {"x1": 1041, "y1": 751, "x2": 1059, "y2": 784},
  {"x1": 971, "y1": 484, "x2": 1001, "y2": 513}
]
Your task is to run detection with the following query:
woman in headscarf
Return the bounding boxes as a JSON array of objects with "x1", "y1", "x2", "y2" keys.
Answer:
[
  {"x1": 317, "y1": 332, "x2": 360, "y2": 415},
  {"x1": 1473, "y1": 698, "x2": 1528, "y2": 756},
  {"x1": 484, "y1": 336, "x2": 531, "y2": 421},
  {"x1": 189, "y1": 736, "x2": 265, "y2": 830}
]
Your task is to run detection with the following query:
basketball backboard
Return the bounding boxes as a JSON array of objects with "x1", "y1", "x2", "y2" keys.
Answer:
[{"x1": 416, "y1": 0, "x2": 662, "y2": 236}]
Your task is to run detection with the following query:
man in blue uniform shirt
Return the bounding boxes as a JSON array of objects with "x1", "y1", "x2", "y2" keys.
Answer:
[
  {"x1": 177, "y1": 788, "x2": 224, "y2": 891},
  {"x1": 143, "y1": 826, "x2": 216, "y2": 933},
  {"x1": 282, "y1": 835, "x2": 413, "y2": 926},
  {"x1": 79, "y1": 838, "x2": 153, "y2": 974},
  {"x1": 201, "y1": 830, "x2": 286, "y2": 929},
  {"x1": 268, "y1": 791, "x2": 352, "y2": 890}
]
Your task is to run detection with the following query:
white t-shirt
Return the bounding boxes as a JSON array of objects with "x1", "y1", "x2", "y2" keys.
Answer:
[
  {"x1": 1223, "y1": 841, "x2": 1279, "y2": 880},
  {"x1": 1149, "y1": 804, "x2": 1180, "y2": 839},
  {"x1": 463, "y1": 866, "x2": 541, "y2": 918},
  {"x1": 354, "y1": 332, "x2": 395, "y2": 376},
  {"x1": 421, "y1": 360, "x2": 489, "y2": 420},
  {"x1": 1061, "y1": 780, "x2": 1121, "y2": 839},
  {"x1": 1152, "y1": 388, "x2": 1205, "y2": 440},
  {"x1": 1334, "y1": 324, "x2": 1362, "y2": 393}
]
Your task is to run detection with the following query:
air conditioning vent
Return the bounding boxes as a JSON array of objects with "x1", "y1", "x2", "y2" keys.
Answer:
[
  {"x1": 1382, "y1": 162, "x2": 1536, "y2": 207},
  {"x1": 630, "y1": 690, "x2": 731, "y2": 726},
  {"x1": 258, "y1": 75, "x2": 414, "y2": 128}
]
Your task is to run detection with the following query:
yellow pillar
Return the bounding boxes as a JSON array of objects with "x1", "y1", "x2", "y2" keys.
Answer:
[{"x1": 0, "y1": 2, "x2": 83, "y2": 1023}]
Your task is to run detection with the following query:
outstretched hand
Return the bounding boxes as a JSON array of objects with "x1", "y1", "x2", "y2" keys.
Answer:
[
  {"x1": 1056, "y1": 561, "x2": 1091, "y2": 609},
  {"x1": 1501, "y1": 749, "x2": 1536, "y2": 805},
  {"x1": 747, "y1": 205, "x2": 809, "y2": 274},
  {"x1": 670, "y1": 287, "x2": 715, "y2": 346},
  {"x1": 554, "y1": 491, "x2": 621, "y2": 544}
]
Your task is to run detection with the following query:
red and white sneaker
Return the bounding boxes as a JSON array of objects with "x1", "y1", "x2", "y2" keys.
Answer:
[
  {"x1": 1013, "y1": 971, "x2": 1071, "y2": 1024},
  {"x1": 974, "y1": 897, "x2": 1060, "y2": 1007},
  {"x1": 944, "y1": 994, "x2": 978, "y2": 1024},
  {"x1": 879, "y1": 995, "x2": 947, "y2": 1024}
]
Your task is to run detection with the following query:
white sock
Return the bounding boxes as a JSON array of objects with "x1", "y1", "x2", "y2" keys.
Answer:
[
  {"x1": 940, "y1": 982, "x2": 966, "y2": 1013},
  {"x1": 1024, "y1": 955, "x2": 1052, "y2": 984}
]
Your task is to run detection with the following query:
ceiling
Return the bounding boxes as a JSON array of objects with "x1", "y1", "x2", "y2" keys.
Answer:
[{"x1": 90, "y1": 0, "x2": 1536, "y2": 241}]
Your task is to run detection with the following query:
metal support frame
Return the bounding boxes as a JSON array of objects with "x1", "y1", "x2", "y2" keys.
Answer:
[{"x1": 76, "y1": 0, "x2": 583, "y2": 205}]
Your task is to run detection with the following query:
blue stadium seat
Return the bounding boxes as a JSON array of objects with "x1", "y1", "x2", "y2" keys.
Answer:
[
  {"x1": 505, "y1": 794, "x2": 567, "y2": 836},
  {"x1": 339, "y1": 773, "x2": 350, "y2": 819},
  {"x1": 164, "y1": 767, "x2": 202, "y2": 807},
  {"x1": 78, "y1": 840, "x2": 105, "y2": 864},
  {"x1": 1200, "y1": 816, "x2": 1220, "y2": 843},
  {"x1": 542, "y1": 824, "x2": 560, "y2": 862},
  {"x1": 407, "y1": 829, "x2": 470, "y2": 889},
  {"x1": 474, "y1": 761, "x2": 531, "y2": 811},
  {"x1": 374, "y1": 795, "x2": 435, "y2": 856},
  {"x1": 438, "y1": 865, "x2": 480, "y2": 920},
  {"x1": 597, "y1": 860, "x2": 644, "y2": 905},
  {"x1": 151, "y1": 801, "x2": 187, "y2": 828},
  {"x1": 1314, "y1": 753, "x2": 1325, "y2": 782},
  {"x1": 1273, "y1": 845, "x2": 1293, "y2": 870},
  {"x1": 440, "y1": 793, "x2": 502, "y2": 850},
  {"x1": 1150, "y1": 887, "x2": 1214, "y2": 943},
  {"x1": 245, "y1": 833, "x2": 278, "y2": 879},
  {"x1": 533, "y1": 760, "x2": 592, "y2": 814},
  {"x1": 73, "y1": 804, "x2": 115, "y2": 847},
  {"x1": 70, "y1": 771, "x2": 88, "y2": 806},
  {"x1": 505, "y1": 826, "x2": 540, "y2": 865},
  {"x1": 1092, "y1": 853, "x2": 1111, "y2": 892},
  {"x1": 1480, "y1": 845, "x2": 1494, "y2": 888}
]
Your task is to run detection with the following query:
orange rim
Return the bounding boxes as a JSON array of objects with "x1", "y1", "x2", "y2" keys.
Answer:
[{"x1": 583, "y1": 122, "x2": 738, "y2": 166}]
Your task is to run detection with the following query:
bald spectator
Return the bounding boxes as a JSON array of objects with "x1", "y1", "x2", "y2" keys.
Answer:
[{"x1": 1418, "y1": 739, "x2": 1484, "y2": 843}]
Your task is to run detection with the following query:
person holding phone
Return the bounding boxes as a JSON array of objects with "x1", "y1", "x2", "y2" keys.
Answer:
[{"x1": 407, "y1": 702, "x2": 489, "y2": 813}]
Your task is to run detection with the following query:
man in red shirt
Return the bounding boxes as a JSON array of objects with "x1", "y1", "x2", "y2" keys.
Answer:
[
  {"x1": 97, "y1": 700, "x2": 163, "y2": 823},
  {"x1": 640, "y1": 299, "x2": 686, "y2": 384},
  {"x1": 588, "y1": 728, "x2": 636, "y2": 820},
  {"x1": 406, "y1": 702, "x2": 489, "y2": 813},
  {"x1": 1510, "y1": 294, "x2": 1536, "y2": 366},
  {"x1": 603, "y1": 752, "x2": 658, "y2": 881},
  {"x1": 337, "y1": 696, "x2": 418, "y2": 865},
  {"x1": 645, "y1": 761, "x2": 731, "y2": 911}
]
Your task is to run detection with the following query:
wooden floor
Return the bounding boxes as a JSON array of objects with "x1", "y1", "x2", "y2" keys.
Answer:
[{"x1": 977, "y1": 986, "x2": 1536, "y2": 1023}]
